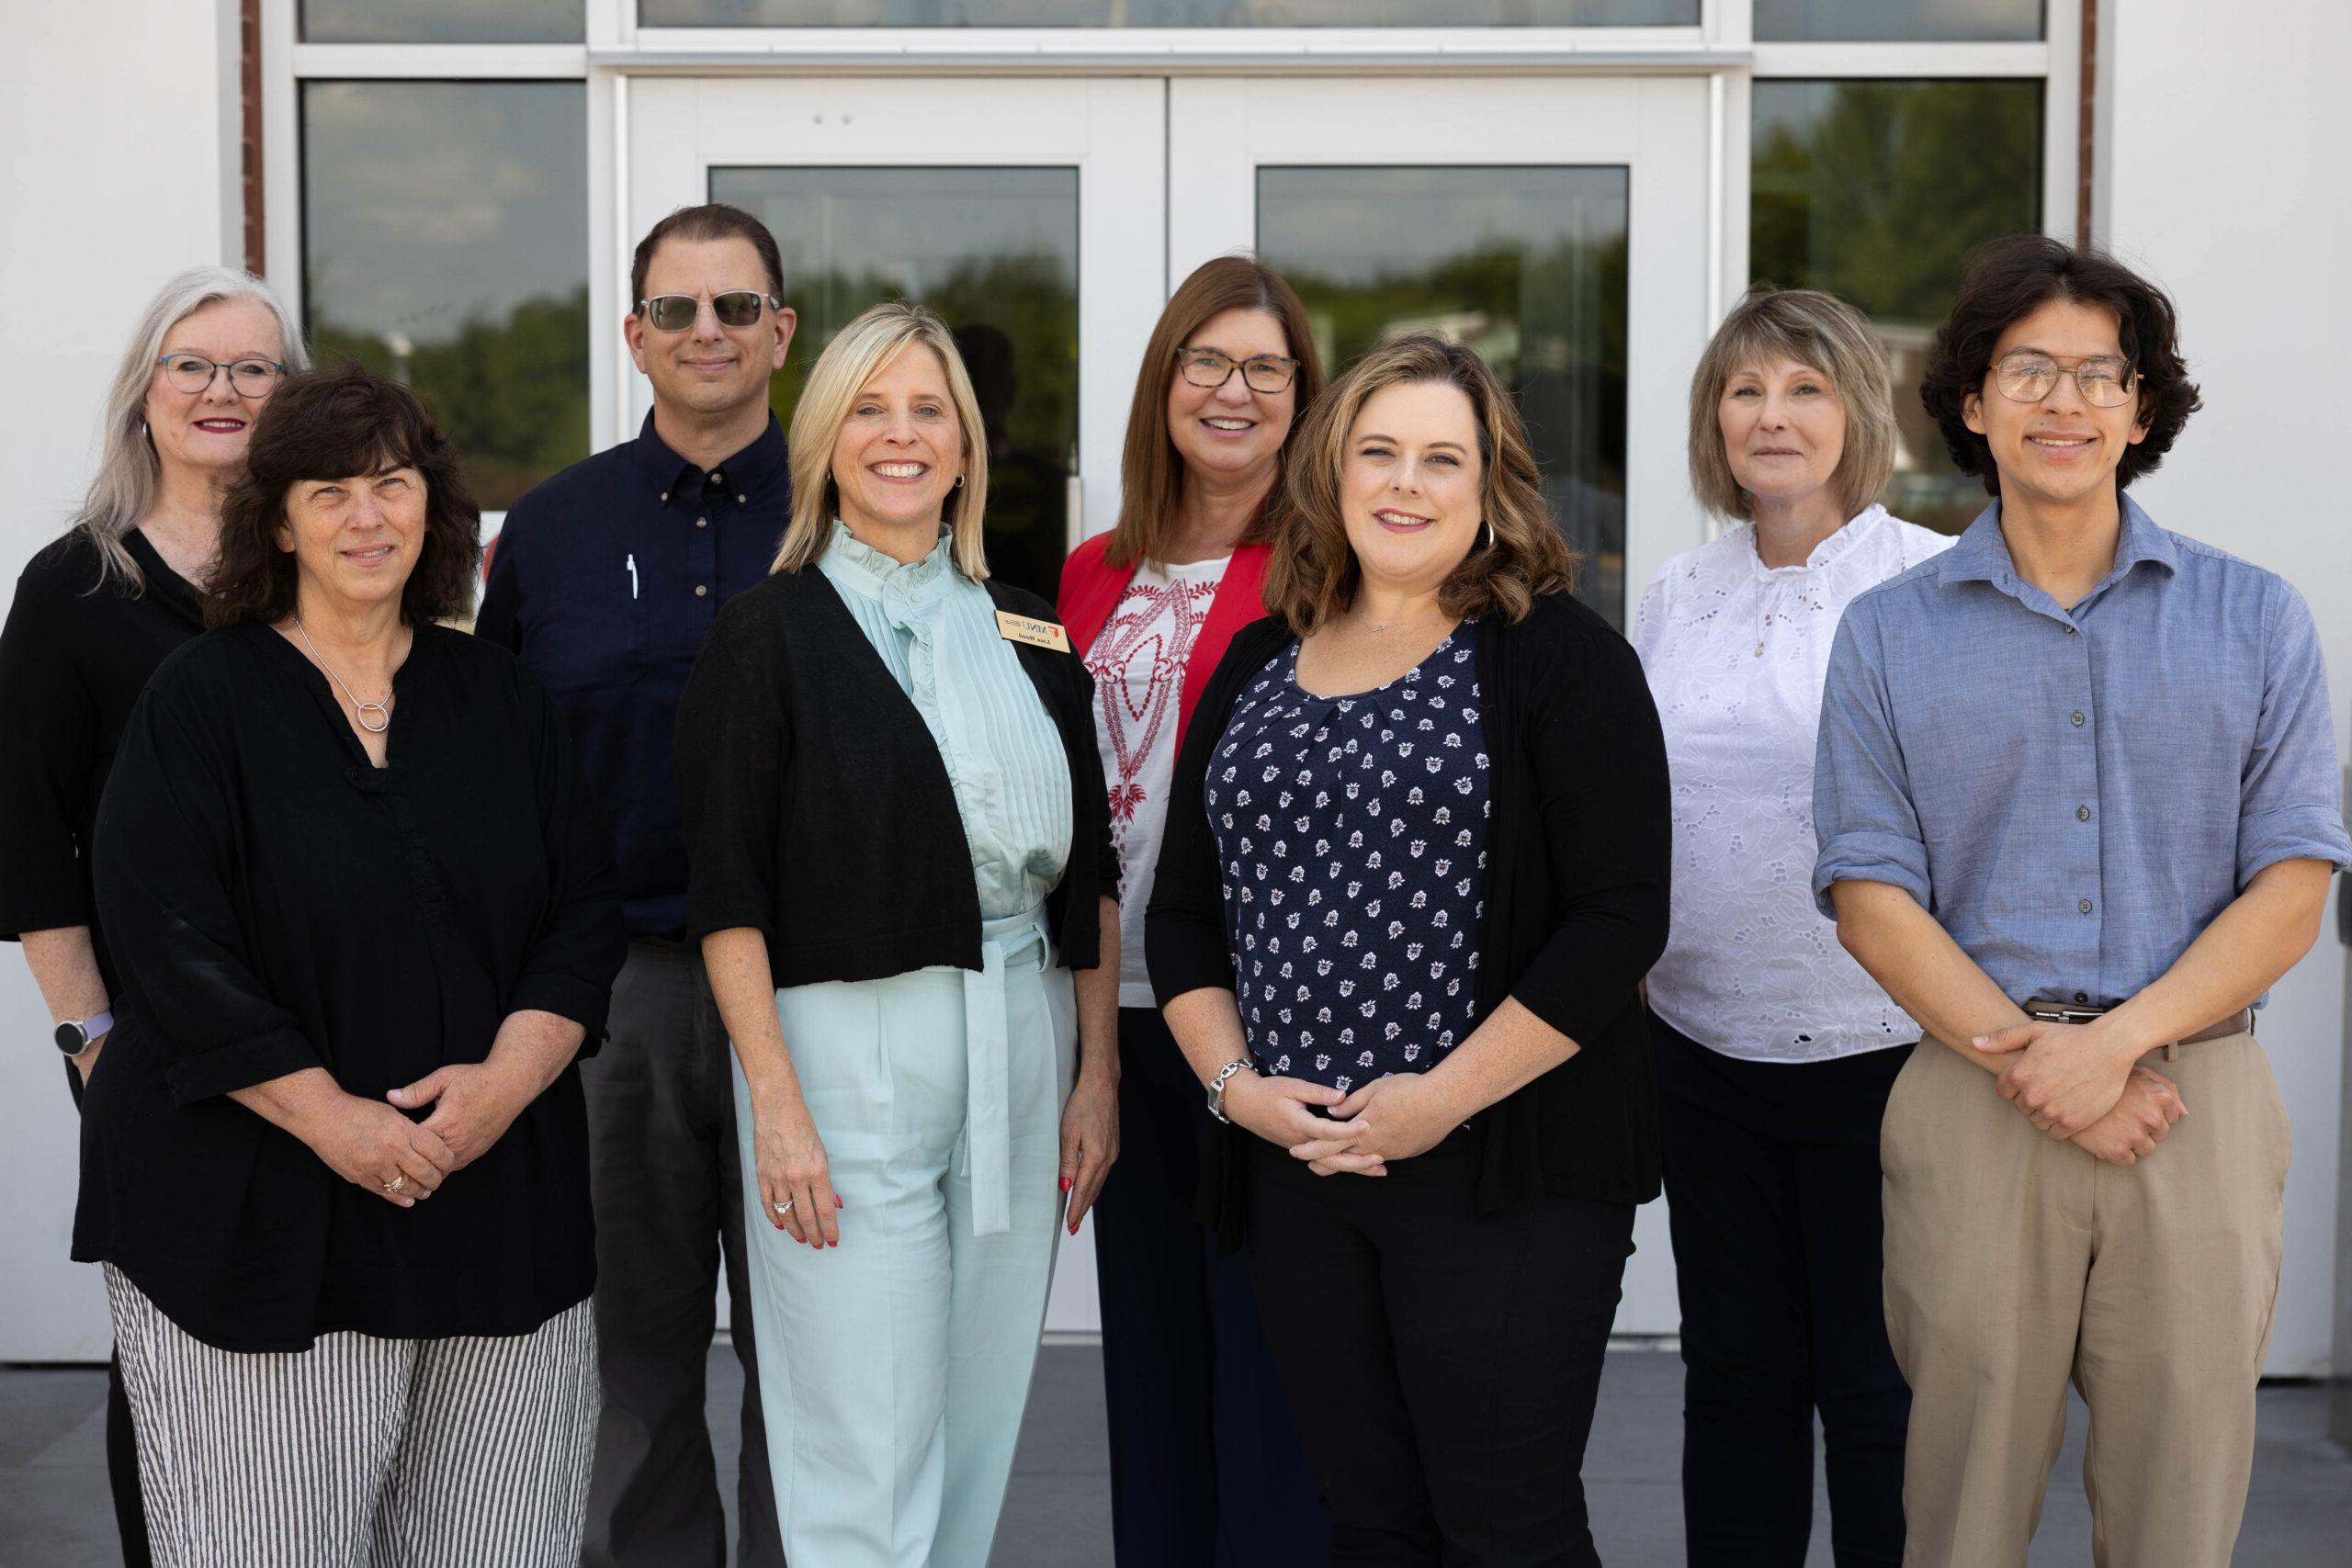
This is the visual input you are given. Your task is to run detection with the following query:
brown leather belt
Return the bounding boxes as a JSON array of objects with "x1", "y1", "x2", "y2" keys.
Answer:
[{"x1": 2019, "y1": 999, "x2": 2255, "y2": 1060}]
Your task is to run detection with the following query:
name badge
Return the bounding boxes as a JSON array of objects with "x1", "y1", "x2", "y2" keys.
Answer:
[{"x1": 995, "y1": 609, "x2": 1070, "y2": 653}]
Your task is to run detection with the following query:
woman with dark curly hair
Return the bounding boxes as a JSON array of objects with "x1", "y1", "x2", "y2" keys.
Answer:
[
  {"x1": 74, "y1": 362, "x2": 626, "y2": 1566},
  {"x1": 1148, "y1": 332, "x2": 1670, "y2": 1564},
  {"x1": 1815, "y1": 235, "x2": 2348, "y2": 1565}
]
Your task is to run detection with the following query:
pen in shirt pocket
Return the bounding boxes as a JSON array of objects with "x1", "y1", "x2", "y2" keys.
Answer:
[{"x1": 625, "y1": 553, "x2": 639, "y2": 600}]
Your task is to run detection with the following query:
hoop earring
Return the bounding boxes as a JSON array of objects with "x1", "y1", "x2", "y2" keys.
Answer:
[
  {"x1": 1483, "y1": 518, "x2": 1497, "y2": 550},
  {"x1": 954, "y1": 473, "x2": 966, "y2": 489}
]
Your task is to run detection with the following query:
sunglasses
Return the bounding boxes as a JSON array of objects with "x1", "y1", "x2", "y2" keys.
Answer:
[{"x1": 637, "y1": 291, "x2": 778, "y2": 332}]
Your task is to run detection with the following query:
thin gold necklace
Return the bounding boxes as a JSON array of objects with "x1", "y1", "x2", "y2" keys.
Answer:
[{"x1": 294, "y1": 617, "x2": 397, "y2": 734}]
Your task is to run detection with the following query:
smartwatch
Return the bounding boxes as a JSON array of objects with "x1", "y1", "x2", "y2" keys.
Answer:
[{"x1": 53, "y1": 1010, "x2": 114, "y2": 1057}]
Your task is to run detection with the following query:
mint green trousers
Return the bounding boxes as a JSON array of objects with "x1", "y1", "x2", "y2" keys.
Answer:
[{"x1": 731, "y1": 909, "x2": 1076, "y2": 1568}]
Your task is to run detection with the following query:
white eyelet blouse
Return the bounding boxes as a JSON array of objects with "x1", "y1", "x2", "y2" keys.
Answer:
[{"x1": 1631, "y1": 505, "x2": 1954, "y2": 1062}]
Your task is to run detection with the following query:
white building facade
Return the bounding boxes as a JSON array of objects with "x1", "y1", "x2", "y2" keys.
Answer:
[{"x1": 5, "y1": 0, "x2": 2347, "y2": 1382}]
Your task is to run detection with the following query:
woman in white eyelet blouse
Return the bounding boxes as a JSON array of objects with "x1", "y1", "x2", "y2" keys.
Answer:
[{"x1": 1632, "y1": 288, "x2": 1952, "y2": 1568}]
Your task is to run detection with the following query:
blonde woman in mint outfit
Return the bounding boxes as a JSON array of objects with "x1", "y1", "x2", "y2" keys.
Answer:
[
  {"x1": 1057, "y1": 255, "x2": 1329, "y2": 1565},
  {"x1": 681, "y1": 302, "x2": 1119, "y2": 1567}
]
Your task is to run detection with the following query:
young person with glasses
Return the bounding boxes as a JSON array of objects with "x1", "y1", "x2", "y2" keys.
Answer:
[
  {"x1": 1813, "y1": 234, "x2": 2350, "y2": 1565},
  {"x1": 475, "y1": 203, "x2": 797, "y2": 1568},
  {"x1": 1055, "y1": 254, "x2": 1331, "y2": 1568}
]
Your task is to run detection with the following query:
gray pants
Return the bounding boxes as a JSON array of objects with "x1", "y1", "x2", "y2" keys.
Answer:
[{"x1": 582, "y1": 940, "x2": 784, "y2": 1567}]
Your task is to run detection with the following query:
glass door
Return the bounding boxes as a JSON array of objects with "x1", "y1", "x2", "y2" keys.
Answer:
[
  {"x1": 626, "y1": 77, "x2": 1166, "y2": 599},
  {"x1": 1170, "y1": 76, "x2": 1713, "y2": 630}
]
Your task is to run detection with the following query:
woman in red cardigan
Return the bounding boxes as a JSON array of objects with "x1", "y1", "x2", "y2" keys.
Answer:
[{"x1": 1057, "y1": 255, "x2": 1329, "y2": 1565}]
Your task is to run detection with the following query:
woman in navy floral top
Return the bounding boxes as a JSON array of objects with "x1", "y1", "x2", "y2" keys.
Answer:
[
  {"x1": 1148, "y1": 333, "x2": 1670, "y2": 1566},
  {"x1": 1207, "y1": 630, "x2": 1488, "y2": 1091}
]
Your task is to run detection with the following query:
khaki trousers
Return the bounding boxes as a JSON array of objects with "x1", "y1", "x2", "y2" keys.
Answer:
[{"x1": 1880, "y1": 1032, "x2": 2290, "y2": 1568}]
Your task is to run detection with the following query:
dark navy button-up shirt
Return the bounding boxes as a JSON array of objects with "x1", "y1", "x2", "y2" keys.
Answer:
[
  {"x1": 478, "y1": 412, "x2": 789, "y2": 939},
  {"x1": 1812, "y1": 494, "x2": 2349, "y2": 1010}
]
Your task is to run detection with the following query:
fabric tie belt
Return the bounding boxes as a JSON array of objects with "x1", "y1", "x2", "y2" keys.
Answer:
[
  {"x1": 2019, "y1": 998, "x2": 2255, "y2": 1061},
  {"x1": 964, "y1": 906, "x2": 1052, "y2": 1236}
]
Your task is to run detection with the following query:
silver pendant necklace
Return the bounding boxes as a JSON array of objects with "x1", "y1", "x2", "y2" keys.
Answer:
[{"x1": 294, "y1": 617, "x2": 396, "y2": 734}]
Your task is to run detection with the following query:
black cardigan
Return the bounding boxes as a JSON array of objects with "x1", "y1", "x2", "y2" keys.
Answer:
[
  {"x1": 676, "y1": 567, "x2": 1115, "y2": 984},
  {"x1": 1147, "y1": 592, "x2": 1670, "y2": 1247}
]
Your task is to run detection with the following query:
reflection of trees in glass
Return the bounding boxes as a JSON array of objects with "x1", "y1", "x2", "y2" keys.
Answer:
[
  {"x1": 1273, "y1": 231, "x2": 1631, "y2": 627},
  {"x1": 1751, "y1": 79, "x2": 2041, "y2": 531},
  {"x1": 311, "y1": 285, "x2": 591, "y2": 512},
  {"x1": 764, "y1": 253, "x2": 1078, "y2": 598}
]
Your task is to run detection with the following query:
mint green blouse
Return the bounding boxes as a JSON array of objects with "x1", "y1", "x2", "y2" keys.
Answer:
[{"x1": 817, "y1": 522, "x2": 1073, "y2": 920}]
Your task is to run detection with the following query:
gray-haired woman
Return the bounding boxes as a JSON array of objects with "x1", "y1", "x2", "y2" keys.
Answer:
[
  {"x1": 1631, "y1": 286, "x2": 1951, "y2": 1566},
  {"x1": 0, "y1": 265, "x2": 304, "y2": 1566}
]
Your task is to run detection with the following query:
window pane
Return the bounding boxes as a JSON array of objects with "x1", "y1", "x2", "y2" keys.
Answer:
[
  {"x1": 711, "y1": 167, "x2": 1079, "y2": 600},
  {"x1": 302, "y1": 0, "x2": 583, "y2": 43},
  {"x1": 1750, "y1": 79, "x2": 2041, "y2": 532},
  {"x1": 1756, "y1": 0, "x2": 2041, "y2": 41},
  {"x1": 644, "y1": 1, "x2": 1693, "y2": 26},
  {"x1": 1260, "y1": 166, "x2": 1630, "y2": 628},
  {"x1": 302, "y1": 82, "x2": 590, "y2": 512}
]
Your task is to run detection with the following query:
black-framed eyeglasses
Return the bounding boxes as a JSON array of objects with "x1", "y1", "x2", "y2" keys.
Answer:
[
  {"x1": 638, "y1": 291, "x2": 779, "y2": 332},
  {"x1": 156, "y1": 354, "x2": 285, "y2": 397},
  {"x1": 1177, "y1": 347, "x2": 1300, "y2": 395},
  {"x1": 1989, "y1": 351, "x2": 2139, "y2": 409}
]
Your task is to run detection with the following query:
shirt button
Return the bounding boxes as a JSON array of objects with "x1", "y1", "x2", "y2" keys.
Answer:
[
  {"x1": 695, "y1": 584, "x2": 709, "y2": 597},
  {"x1": 697, "y1": 516, "x2": 708, "y2": 529},
  {"x1": 2075, "y1": 991, "x2": 2090, "y2": 1004},
  {"x1": 2070, "y1": 711, "x2": 2086, "y2": 727},
  {"x1": 2078, "y1": 898, "x2": 2094, "y2": 915},
  {"x1": 737, "y1": 494, "x2": 748, "y2": 504},
  {"x1": 2076, "y1": 805, "x2": 2091, "y2": 821},
  {"x1": 709, "y1": 469, "x2": 724, "y2": 485},
  {"x1": 2066, "y1": 624, "x2": 2078, "y2": 634}
]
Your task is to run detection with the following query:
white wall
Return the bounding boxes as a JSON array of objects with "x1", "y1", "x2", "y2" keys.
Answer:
[
  {"x1": 2099, "y1": 0, "x2": 2352, "y2": 1376},
  {"x1": 0, "y1": 0, "x2": 243, "y2": 1359}
]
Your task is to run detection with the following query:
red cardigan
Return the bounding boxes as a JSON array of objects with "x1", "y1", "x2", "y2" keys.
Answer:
[{"x1": 1056, "y1": 532, "x2": 1273, "y2": 756}]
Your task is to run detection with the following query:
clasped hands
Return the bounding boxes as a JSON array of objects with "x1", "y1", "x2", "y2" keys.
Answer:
[
  {"x1": 1975, "y1": 1018, "x2": 2187, "y2": 1166},
  {"x1": 1224, "y1": 1068, "x2": 1464, "y2": 1177},
  {"x1": 306, "y1": 1059, "x2": 540, "y2": 1209}
]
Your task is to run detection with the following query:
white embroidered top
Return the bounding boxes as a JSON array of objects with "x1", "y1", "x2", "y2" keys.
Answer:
[
  {"x1": 1632, "y1": 506, "x2": 1955, "y2": 1062},
  {"x1": 1083, "y1": 556, "x2": 1231, "y2": 1007}
]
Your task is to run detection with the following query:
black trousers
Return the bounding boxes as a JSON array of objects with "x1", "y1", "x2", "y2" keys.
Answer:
[
  {"x1": 1245, "y1": 1132, "x2": 1635, "y2": 1567},
  {"x1": 1649, "y1": 1011, "x2": 1910, "y2": 1568},
  {"x1": 580, "y1": 941, "x2": 784, "y2": 1568},
  {"x1": 1092, "y1": 1007, "x2": 1329, "y2": 1566},
  {"x1": 68, "y1": 1053, "x2": 152, "y2": 1567}
]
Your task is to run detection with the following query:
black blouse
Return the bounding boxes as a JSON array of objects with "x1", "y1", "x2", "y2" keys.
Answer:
[
  {"x1": 676, "y1": 567, "x2": 1115, "y2": 985},
  {"x1": 0, "y1": 529, "x2": 205, "y2": 989},
  {"x1": 1148, "y1": 593, "x2": 1672, "y2": 1249},
  {"x1": 74, "y1": 621, "x2": 625, "y2": 1352}
]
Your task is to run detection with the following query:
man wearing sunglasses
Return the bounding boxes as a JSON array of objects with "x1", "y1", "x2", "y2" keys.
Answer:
[
  {"x1": 478, "y1": 202, "x2": 796, "y2": 1568},
  {"x1": 1811, "y1": 234, "x2": 2348, "y2": 1566}
]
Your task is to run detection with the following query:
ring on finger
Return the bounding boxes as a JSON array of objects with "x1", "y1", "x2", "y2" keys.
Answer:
[
  {"x1": 775, "y1": 1199, "x2": 794, "y2": 1215},
  {"x1": 384, "y1": 1174, "x2": 406, "y2": 1195}
]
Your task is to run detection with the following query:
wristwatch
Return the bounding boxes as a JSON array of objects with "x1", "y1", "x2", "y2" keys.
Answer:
[
  {"x1": 53, "y1": 1010, "x2": 113, "y2": 1058},
  {"x1": 1204, "y1": 1057, "x2": 1255, "y2": 1124}
]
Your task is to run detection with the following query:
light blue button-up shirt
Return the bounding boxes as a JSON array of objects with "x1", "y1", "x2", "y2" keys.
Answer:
[{"x1": 1812, "y1": 495, "x2": 2348, "y2": 1009}]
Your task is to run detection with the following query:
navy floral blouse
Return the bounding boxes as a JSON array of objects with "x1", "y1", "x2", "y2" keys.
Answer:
[{"x1": 1204, "y1": 626, "x2": 1491, "y2": 1093}]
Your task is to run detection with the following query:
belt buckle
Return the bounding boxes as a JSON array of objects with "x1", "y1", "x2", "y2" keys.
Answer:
[{"x1": 2023, "y1": 999, "x2": 2108, "y2": 1026}]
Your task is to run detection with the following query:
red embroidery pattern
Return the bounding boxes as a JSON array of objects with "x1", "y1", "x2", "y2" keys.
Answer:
[{"x1": 1085, "y1": 576, "x2": 1218, "y2": 832}]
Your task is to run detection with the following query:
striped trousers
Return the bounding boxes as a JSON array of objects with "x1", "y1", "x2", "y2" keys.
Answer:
[{"x1": 104, "y1": 1266, "x2": 599, "y2": 1568}]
